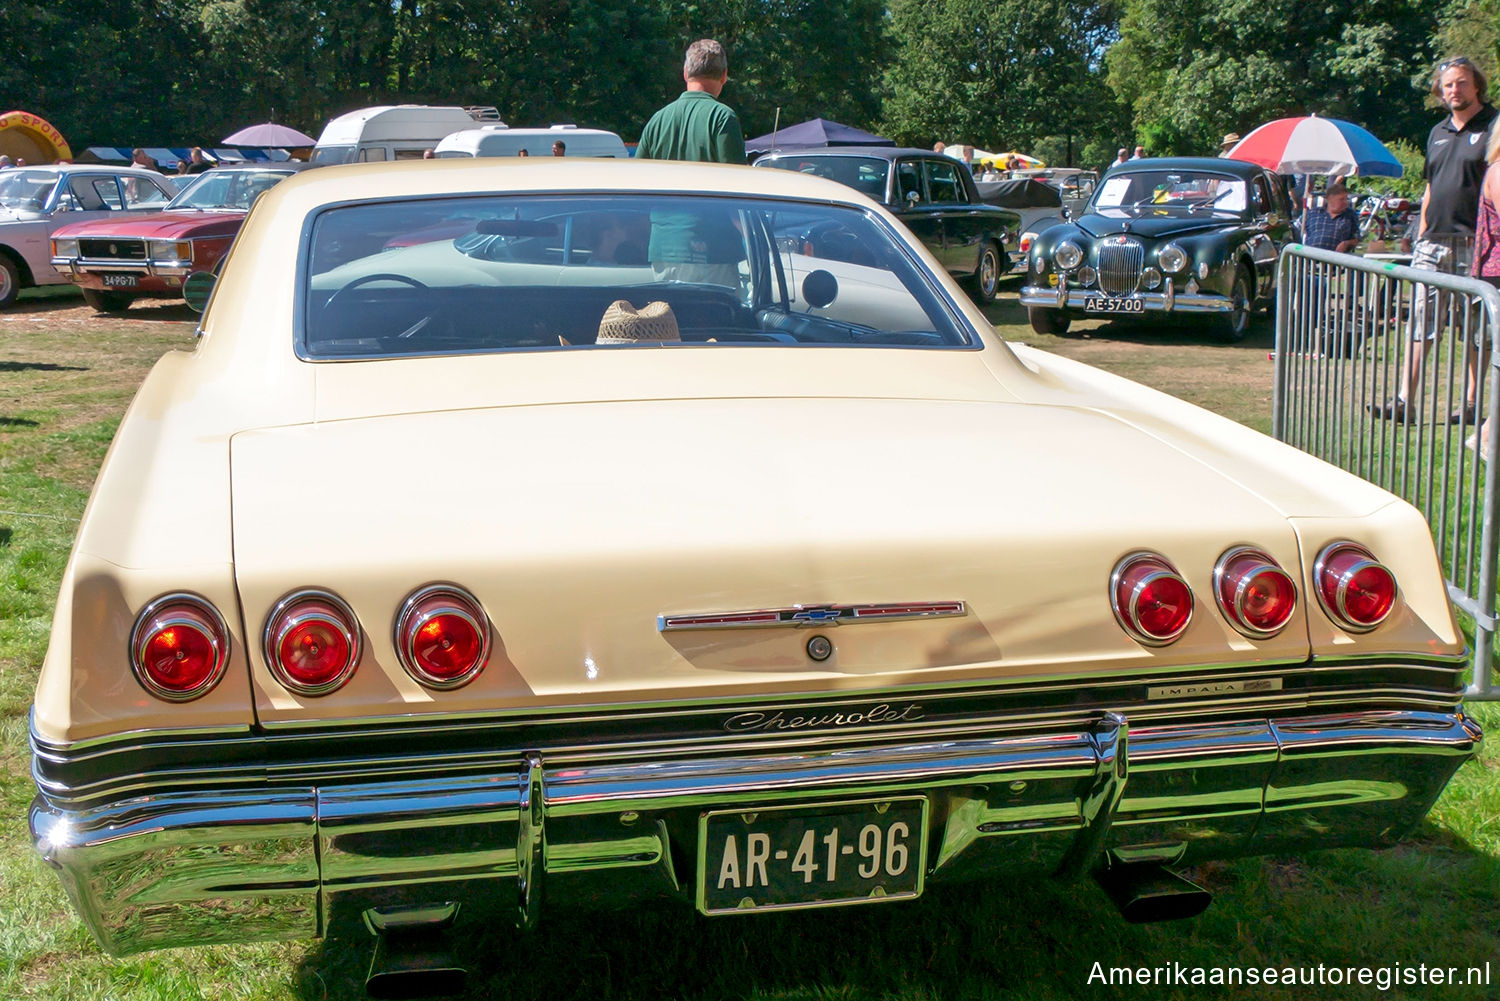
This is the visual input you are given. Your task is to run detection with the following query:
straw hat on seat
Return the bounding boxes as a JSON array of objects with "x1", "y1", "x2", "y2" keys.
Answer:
[{"x1": 594, "y1": 299, "x2": 681, "y2": 345}]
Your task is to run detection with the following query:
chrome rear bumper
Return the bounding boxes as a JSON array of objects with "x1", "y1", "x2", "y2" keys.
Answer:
[{"x1": 30, "y1": 708, "x2": 1481, "y2": 955}]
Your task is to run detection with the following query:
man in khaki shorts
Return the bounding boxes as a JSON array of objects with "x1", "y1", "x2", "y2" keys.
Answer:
[{"x1": 1374, "y1": 56, "x2": 1497, "y2": 422}]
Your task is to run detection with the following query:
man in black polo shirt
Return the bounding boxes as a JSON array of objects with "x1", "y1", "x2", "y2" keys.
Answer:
[{"x1": 1374, "y1": 56, "x2": 1496, "y2": 422}]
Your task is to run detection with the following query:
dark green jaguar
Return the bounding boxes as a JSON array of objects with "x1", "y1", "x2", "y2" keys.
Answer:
[{"x1": 1020, "y1": 157, "x2": 1294, "y2": 340}]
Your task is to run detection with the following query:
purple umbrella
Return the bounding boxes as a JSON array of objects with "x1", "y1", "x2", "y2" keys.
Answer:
[{"x1": 222, "y1": 122, "x2": 317, "y2": 147}]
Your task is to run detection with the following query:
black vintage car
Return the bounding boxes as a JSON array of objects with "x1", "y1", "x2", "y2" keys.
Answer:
[
  {"x1": 1019, "y1": 157, "x2": 1293, "y2": 339},
  {"x1": 756, "y1": 146, "x2": 1018, "y2": 302}
]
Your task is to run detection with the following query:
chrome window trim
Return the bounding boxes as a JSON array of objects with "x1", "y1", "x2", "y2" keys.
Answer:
[{"x1": 290, "y1": 190, "x2": 983, "y2": 363}]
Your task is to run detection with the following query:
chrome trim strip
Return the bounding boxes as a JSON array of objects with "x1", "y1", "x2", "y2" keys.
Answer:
[
  {"x1": 1019, "y1": 286, "x2": 1235, "y2": 314},
  {"x1": 658, "y1": 601, "x2": 966, "y2": 632}
]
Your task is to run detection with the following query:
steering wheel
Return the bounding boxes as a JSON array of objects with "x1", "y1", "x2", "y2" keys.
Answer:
[{"x1": 322, "y1": 272, "x2": 428, "y2": 309}]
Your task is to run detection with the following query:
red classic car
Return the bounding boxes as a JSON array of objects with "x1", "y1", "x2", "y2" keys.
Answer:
[{"x1": 50, "y1": 164, "x2": 303, "y2": 312}]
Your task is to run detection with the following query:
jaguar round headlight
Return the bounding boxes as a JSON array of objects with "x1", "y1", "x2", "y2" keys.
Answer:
[
  {"x1": 1054, "y1": 241, "x2": 1083, "y2": 271},
  {"x1": 1142, "y1": 267, "x2": 1162, "y2": 290},
  {"x1": 1159, "y1": 243, "x2": 1187, "y2": 273},
  {"x1": 1077, "y1": 266, "x2": 1097, "y2": 286}
]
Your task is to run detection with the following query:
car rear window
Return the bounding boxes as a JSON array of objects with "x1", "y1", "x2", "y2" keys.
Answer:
[{"x1": 300, "y1": 193, "x2": 972, "y2": 359}]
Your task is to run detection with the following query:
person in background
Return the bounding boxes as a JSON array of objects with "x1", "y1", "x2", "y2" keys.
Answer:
[
  {"x1": 175, "y1": 159, "x2": 191, "y2": 175},
  {"x1": 636, "y1": 38, "x2": 743, "y2": 164},
  {"x1": 15, "y1": 158, "x2": 26, "y2": 167},
  {"x1": 130, "y1": 148, "x2": 158, "y2": 172},
  {"x1": 1464, "y1": 125, "x2": 1500, "y2": 457},
  {"x1": 186, "y1": 147, "x2": 212, "y2": 173},
  {"x1": 552, "y1": 140, "x2": 566, "y2": 156},
  {"x1": 1109, "y1": 148, "x2": 1128, "y2": 169},
  {"x1": 1219, "y1": 133, "x2": 1241, "y2": 158},
  {"x1": 1373, "y1": 55, "x2": 1497, "y2": 423},
  {"x1": 1131, "y1": 145, "x2": 1145, "y2": 159},
  {"x1": 517, "y1": 148, "x2": 530, "y2": 157},
  {"x1": 0, "y1": 155, "x2": 11, "y2": 169},
  {"x1": 1303, "y1": 180, "x2": 1359, "y2": 253},
  {"x1": 422, "y1": 148, "x2": 436, "y2": 159},
  {"x1": 933, "y1": 141, "x2": 947, "y2": 155}
]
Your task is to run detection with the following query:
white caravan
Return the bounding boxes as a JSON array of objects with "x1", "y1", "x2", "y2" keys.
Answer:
[
  {"x1": 434, "y1": 124, "x2": 628, "y2": 159},
  {"x1": 311, "y1": 106, "x2": 503, "y2": 166}
]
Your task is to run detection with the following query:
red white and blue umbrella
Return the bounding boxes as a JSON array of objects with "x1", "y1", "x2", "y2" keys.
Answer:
[{"x1": 1226, "y1": 116, "x2": 1402, "y2": 177}]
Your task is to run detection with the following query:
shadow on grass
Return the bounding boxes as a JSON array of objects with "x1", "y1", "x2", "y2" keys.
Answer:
[
  {"x1": 291, "y1": 830, "x2": 1500, "y2": 1001},
  {"x1": 0, "y1": 362, "x2": 87, "y2": 374}
]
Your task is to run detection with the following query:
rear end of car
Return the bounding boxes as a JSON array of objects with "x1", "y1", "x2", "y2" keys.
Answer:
[{"x1": 29, "y1": 161, "x2": 1481, "y2": 994}]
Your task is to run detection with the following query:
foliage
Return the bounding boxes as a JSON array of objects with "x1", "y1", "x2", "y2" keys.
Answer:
[
  {"x1": 879, "y1": 0, "x2": 1130, "y2": 167},
  {"x1": 1108, "y1": 0, "x2": 1444, "y2": 156},
  {"x1": 1345, "y1": 137, "x2": 1427, "y2": 200}
]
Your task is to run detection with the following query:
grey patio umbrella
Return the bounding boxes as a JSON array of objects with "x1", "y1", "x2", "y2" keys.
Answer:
[{"x1": 222, "y1": 122, "x2": 317, "y2": 147}]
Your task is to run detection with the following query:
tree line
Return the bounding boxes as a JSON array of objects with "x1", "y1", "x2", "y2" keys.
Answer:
[{"x1": 1, "y1": 0, "x2": 1494, "y2": 169}]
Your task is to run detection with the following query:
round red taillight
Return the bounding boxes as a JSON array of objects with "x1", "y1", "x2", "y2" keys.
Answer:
[
  {"x1": 1214, "y1": 547, "x2": 1298, "y2": 637},
  {"x1": 130, "y1": 594, "x2": 230, "y2": 701},
  {"x1": 1111, "y1": 553, "x2": 1194, "y2": 645},
  {"x1": 263, "y1": 590, "x2": 361, "y2": 695},
  {"x1": 395, "y1": 584, "x2": 491, "y2": 689},
  {"x1": 1315, "y1": 542, "x2": 1397, "y2": 631}
]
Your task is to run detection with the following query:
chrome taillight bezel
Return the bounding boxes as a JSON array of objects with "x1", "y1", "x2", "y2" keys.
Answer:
[
  {"x1": 394, "y1": 583, "x2": 492, "y2": 690},
  {"x1": 1313, "y1": 542, "x2": 1397, "y2": 632},
  {"x1": 1110, "y1": 552, "x2": 1194, "y2": 646},
  {"x1": 1213, "y1": 545, "x2": 1299, "y2": 638},
  {"x1": 129, "y1": 592, "x2": 231, "y2": 702},
  {"x1": 262, "y1": 588, "x2": 362, "y2": 696}
]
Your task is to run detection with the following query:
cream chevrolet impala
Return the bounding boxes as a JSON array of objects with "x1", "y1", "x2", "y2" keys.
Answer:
[{"x1": 30, "y1": 159, "x2": 1481, "y2": 994}]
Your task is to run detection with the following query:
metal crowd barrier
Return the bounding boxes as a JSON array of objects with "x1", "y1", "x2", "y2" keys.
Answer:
[{"x1": 1274, "y1": 243, "x2": 1500, "y2": 699}]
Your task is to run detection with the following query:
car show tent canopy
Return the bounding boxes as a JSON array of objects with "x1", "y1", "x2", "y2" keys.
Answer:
[
  {"x1": 76, "y1": 146, "x2": 295, "y2": 168},
  {"x1": 745, "y1": 118, "x2": 894, "y2": 158}
]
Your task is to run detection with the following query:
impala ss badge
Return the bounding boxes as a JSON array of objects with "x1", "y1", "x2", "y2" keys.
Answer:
[
  {"x1": 1147, "y1": 677, "x2": 1283, "y2": 700},
  {"x1": 658, "y1": 601, "x2": 965, "y2": 631},
  {"x1": 722, "y1": 702, "x2": 925, "y2": 733}
]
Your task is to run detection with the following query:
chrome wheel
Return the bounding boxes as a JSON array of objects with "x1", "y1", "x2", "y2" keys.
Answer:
[
  {"x1": 975, "y1": 243, "x2": 1001, "y2": 303},
  {"x1": 1218, "y1": 264, "x2": 1252, "y2": 342},
  {"x1": 0, "y1": 257, "x2": 18, "y2": 309}
]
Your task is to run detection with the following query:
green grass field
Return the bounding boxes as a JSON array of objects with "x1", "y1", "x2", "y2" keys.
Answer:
[{"x1": 1, "y1": 288, "x2": 1495, "y2": 1000}]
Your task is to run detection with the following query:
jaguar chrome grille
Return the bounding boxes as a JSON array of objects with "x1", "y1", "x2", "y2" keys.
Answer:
[
  {"x1": 1096, "y1": 238, "x2": 1144, "y2": 297},
  {"x1": 78, "y1": 238, "x2": 146, "y2": 262}
]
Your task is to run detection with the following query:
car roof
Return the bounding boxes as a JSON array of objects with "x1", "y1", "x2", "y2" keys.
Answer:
[
  {"x1": 7, "y1": 163, "x2": 168, "y2": 178},
  {"x1": 757, "y1": 146, "x2": 947, "y2": 163},
  {"x1": 1104, "y1": 156, "x2": 1267, "y2": 179},
  {"x1": 263, "y1": 157, "x2": 888, "y2": 211}
]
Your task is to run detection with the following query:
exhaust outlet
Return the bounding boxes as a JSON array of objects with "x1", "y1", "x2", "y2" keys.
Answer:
[
  {"x1": 364, "y1": 904, "x2": 467, "y2": 1000},
  {"x1": 1094, "y1": 862, "x2": 1212, "y2": 924}
]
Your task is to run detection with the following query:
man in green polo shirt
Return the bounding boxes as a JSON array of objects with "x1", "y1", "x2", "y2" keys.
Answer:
[
  {"x1": 638, "y1": 39, "x2": 746, "y2": 288},
  {"x1": 637, "y1": 39, "x2": 744, "y2": 164}
]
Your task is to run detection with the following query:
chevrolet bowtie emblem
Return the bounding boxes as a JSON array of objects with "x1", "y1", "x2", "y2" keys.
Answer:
[{"x1": 658, "y1": 602, "x2": 966, "y2": 631}]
